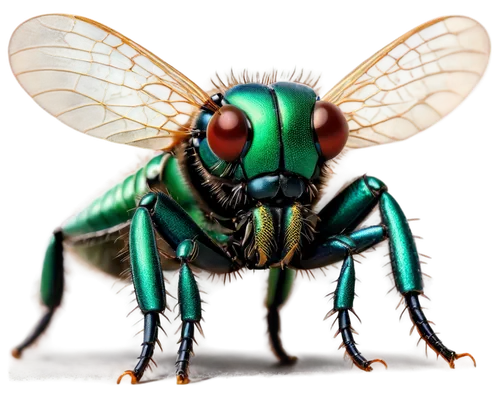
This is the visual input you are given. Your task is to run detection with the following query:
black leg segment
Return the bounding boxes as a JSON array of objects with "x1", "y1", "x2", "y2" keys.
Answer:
[
  {"x1": 176, "y1": 321, "x2": 196, "y2": 383},
  {"x1": 337, "y1": 310, "x2": 361, "y2": 366},
  {"x1": 406, "y1": 294, "x2": 451, "y2": 359},
  {"x1": 135, "y1": 312, "x2": 161, "y2": 379}
]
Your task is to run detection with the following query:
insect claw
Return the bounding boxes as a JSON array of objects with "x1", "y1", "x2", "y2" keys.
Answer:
[
  {"x1": 354, "y1": 358, "x2": 389, "y2": 374},
  {"x1": 117, "y1": 370, "x2": 138, "y2": 385},
  {"x1": 176, "y1": 374, "x2": 190, "y2": 385},
  {"x1": 448, "y1": 351, "x2": 479, "y2": 370}
]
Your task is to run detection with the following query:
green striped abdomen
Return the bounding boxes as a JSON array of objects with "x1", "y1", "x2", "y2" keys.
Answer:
[{"x1": 62, "y1": 153, "x2": 199, "y2": 237}]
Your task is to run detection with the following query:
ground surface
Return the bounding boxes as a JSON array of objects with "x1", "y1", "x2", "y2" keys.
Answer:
[{"x1": 8, "y1": 348, "x2": 479, "y2": 385}]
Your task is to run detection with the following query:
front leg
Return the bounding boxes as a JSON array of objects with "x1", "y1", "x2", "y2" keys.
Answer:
[
  {"x1": 298, "y1": 175, "x2": 475, "y2": 369},
  {"x1": 313, "y1": 176, "x2": 424, "y2": 307},
  {"x1": 117, "y1": 205, "x2": 165, "y2": 384},
  {"x1": 299, "y1": 226, "x2": 388, "y2": 370},
  {"x1": 118, "y1": 192, "x2": 239, "y2": 384}
]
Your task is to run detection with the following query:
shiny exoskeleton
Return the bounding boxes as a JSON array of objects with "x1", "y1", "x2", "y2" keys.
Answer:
[{"x1": 10, "y1": 14, "x2": 488, "y2": 384}]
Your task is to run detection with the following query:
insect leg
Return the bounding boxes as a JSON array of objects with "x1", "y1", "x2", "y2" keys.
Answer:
[
  {"x1": 117, "y1": 206, "x2": 166, "y2": 385},
  {"x1": 380, "y1": 191, "x2": 477, "y2": 369},
  {"x1": 12, "y1": 229, "x2": 64, "y2": 358},
  {"x1": 313, "y1": 175, "x2": 421, "y2": 290},
  {"x1": 334, "y1": 253, "x2": 387, "y2": 372},
  {"x1": 118, "y1": 192, "x2": 239, "y2": 384},
  {"x1": 143, "y1": 192, "x2": 236, "y2": 274},
  {"x1": 266, "y1": 268, "x2": 296, "y2": 364},
  {"x1": 172, "y1": 236, "x2": 239, "y2": 384},
  {"x1": 311, "y1": 175, "x2": 474, "y2": 368},
  {"x1": 298, "y1": 226, "x2": 387, "y2": 370},
  {"x1": 379, "y1": 184, "x2": 477, "y2": 369},
  {"x1": 175, "y1": 240, "x2": 202, "y2": 384}
]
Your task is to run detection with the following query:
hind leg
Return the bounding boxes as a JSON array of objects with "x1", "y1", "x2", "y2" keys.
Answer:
[
  {"x1": 266, "y1": 268, "x2": 297, "y2": 364},
  {"x1": 12, "y1": 229, "x2": 64, "y2": 358}
]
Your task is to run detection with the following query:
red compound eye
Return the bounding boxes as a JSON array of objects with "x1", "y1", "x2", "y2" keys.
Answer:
[
  {"x1": 313, "y1": 101, "x2": 349, "y2": 160},
  {"x1": 207, "y1": 105, "x2": 249, "y2": 162}
]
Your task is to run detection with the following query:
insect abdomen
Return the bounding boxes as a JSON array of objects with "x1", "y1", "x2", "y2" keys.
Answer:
[{"x1": 62, "y1": 154, "x2": 168, "y2": 237}]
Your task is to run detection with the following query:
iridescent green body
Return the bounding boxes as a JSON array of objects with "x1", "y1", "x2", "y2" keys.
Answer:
[
  {"x1": 42, "y1": 82, "x2": 422, "y2": 309},
  {"x1": 62, "y1": 154, "x2": 199, "y2": 238},
  {"x1": 41, "y1": 83, "x2": 425, "y2": 343},
  {"x1": 11, "y1": 11, "x2": 486, "y2": 384},
  {"x1": 22, "y1": 81, "x2": 470, "y2": 384}
]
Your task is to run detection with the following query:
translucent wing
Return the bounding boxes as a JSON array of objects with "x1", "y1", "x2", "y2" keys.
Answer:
[
  {"x1": 9, "y1": 14, "x2": 217, "y2": 150},
  {"x1": 323, "y1": 16, "x2": 490, "y2": 149}
]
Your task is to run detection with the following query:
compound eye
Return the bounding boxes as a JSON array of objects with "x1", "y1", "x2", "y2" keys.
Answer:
[
  {"x1": 207, "y1": 105, "x2": 249, "y2": 162},
  {"x1": 313, "y1": 101, "x2": 349, "y2": 160}
]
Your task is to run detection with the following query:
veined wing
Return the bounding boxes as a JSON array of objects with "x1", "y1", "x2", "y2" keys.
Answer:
[
  {"x1": 9, "y1": 14, "x2": 217, "y2": 150},
  {"x1": 322, "y1": 16, "x2": 490, "y2": 149}
]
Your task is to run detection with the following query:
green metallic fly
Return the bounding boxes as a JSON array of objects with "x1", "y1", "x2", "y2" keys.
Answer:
[{"x1": 9, "y1": 14, "x2": 489, "y2": 384}]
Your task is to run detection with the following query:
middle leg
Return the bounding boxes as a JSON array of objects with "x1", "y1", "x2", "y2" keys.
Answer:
[{"x1": 266, "y1": 268, "x2": 297, "y2": 364}]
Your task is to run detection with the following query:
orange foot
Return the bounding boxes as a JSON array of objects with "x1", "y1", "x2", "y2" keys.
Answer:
[
  {"x1": 9, "y1": 347, "x2": 23, "y2": 362},
  {"x1": 356, "y1": 358, "x2": 388, "y2": 374},
  {"x1": 448, "y1": 351, "x2": 478, "y2": 370},
  {"x1": 177, "y1": 374, "x2": 190, "y2": 385},
  {"x1": 117, "y1": 370, "x2": 139, "y2": 384}
]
